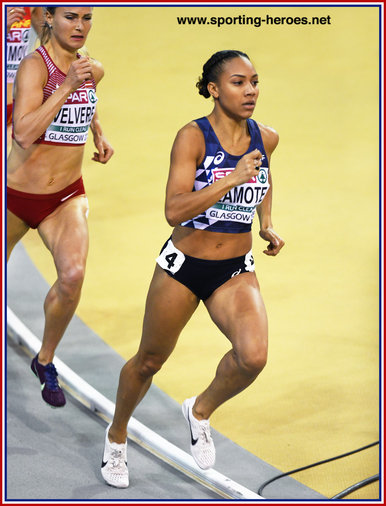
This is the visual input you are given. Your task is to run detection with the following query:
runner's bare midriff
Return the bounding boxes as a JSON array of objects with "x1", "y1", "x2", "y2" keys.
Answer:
[
  {"x1": 172, "y1": 225, "x2": 252, "y2": 260},
  {"x1": 7, "y1": 141, "x2": 84, "y2": 193}
]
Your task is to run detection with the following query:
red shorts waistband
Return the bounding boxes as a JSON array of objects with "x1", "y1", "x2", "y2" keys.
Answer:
[{"x1": 7, "y1": 177, "x2": 86, "y2": 229}]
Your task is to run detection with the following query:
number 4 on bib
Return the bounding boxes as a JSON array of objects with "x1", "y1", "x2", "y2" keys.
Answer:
[
  {"x1": 156, "y1": 239, "x2": 186, "y2": 274},
  {"x1": 165, "y1": 253, "x2": 178, "y2": 270}
]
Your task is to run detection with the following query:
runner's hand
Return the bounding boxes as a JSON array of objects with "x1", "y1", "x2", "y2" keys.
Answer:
[
  {"x1": 65, "y1": 57, "x2": 93, "y2": 92},
  {"x1": 259, "y1": 227, "x2": 285, "y2": 256},
  {"x1": 231, "y1": 149, "x2": 263, "y2": 186},
  {"x1": 92, "y1": 133, "x2": 114, "y2": 164},
  {"x1": 7, "y1": 7, "x2": 26, "y2": 33}
]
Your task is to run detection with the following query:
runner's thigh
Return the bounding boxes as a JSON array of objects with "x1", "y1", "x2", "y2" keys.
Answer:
[
  {"x1": 37, "y1": 196, "x2": 89, "y2": 268},
  {"x1": 204, "y1": 272, "x2": 268, "y2": 353},
  {"x1": 7, "y1": 209, "x2": 29, "y2": 250},
  {"x1": 139, "y1": 265, "x2": 200, "y2": 359}
]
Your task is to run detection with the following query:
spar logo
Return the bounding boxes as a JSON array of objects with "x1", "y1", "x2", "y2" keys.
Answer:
[
  {"x1": 257, "y1": 168, "x2": 268, "y2": 184},
  {"x1": 213, "y1": 167, "x2": 257, "y2": 184},
  {"x1": 66, "y1": 90, "x2": 93, "y2": 104},
  {"x1": 7, "y1": 28, "x2": 29, "y2": 43}
]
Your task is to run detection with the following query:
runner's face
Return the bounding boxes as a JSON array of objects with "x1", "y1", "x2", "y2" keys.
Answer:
[
  {"x1": 212, "y1": 57, "x2": 259, "y2": 119},
  {"x1": 48, "y1": 8, "x2": 93, "y2": 50}
]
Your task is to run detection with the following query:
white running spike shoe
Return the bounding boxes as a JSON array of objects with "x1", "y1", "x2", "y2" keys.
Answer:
[
  {"x1": 182, "y1": 396, "x2": 215, "y2": 470},
  {"x1": 101, "y1": 423, "x2": 129, "y2": 488}
]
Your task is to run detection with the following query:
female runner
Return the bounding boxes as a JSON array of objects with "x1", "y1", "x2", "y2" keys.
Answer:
[
  {"x1": 7, "y1": 6, "x2": 44, "y2": 153},
  {"x1": 101, "y1": 50, "x2": 284, "y2": 488},
  {"x1": 7, "y1": 7, "x2": 114, "y2": 408}
]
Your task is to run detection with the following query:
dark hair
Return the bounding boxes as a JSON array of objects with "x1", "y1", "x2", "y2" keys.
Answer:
[
  {"x1": 196, "y1": 50, "x2": 250, "y2": 99},
  {"x1": 40, "y1": 7, "x2": 57, "y2": 45}
]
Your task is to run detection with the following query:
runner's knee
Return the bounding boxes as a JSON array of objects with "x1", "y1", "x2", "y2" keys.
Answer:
[
  {"x1": 58, "y1": 262, "x2": 85, "y2": 297},
  {"x1": 137, "y1": 353, "x2": 165, "y2": 378},
  {"x1": 234, "y1": 345, "x2": 267, "y2": 377}
]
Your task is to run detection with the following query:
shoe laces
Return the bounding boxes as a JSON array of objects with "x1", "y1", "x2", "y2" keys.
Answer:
[
  {"x1": 43, "y1": 363, "x2": 60, "y2": 391},
  {"x1": 198, "y1": 420, "x2": 212, "y2": 444},
  {"x1": 109, "y1": 448, "x2": 126, "y2": 472}
]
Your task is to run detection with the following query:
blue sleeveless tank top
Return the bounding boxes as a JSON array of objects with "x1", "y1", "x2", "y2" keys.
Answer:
[{"x1": 180, "y1": 117, "x2": 270, "y2": 233}]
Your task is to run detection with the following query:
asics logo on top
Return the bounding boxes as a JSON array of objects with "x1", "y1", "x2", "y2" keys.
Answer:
[{"x1": 214, "y1": 151, "x2": 225, "y2": 165}]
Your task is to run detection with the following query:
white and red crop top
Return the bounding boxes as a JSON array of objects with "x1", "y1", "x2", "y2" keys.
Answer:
[{"x1": 33, "y1": 45, "x2": 98, "y2": 146}]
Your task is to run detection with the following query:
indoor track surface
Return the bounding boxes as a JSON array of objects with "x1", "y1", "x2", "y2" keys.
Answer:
[
  {"x1": 7, "y1": 242, "x2": 326, "y2": 500},
  {"x1": 5, "y1": 3, "x2": 381, "y2": 502}
]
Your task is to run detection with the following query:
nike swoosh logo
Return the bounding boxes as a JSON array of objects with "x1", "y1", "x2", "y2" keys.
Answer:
[
  {"x1": 61, "y1": 190, "x2": 78, "y2": 202},
  {"x1": 41, "y1": 383, "x2": 45, "y2": 391},
  {"x1": 187, "y1": 410, "x2": 198, "y2": 446}
]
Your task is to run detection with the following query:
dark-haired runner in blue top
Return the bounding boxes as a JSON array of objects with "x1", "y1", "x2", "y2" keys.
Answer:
[{"x1": 101, "y1": 49, "x2": 284, "y2": 488}]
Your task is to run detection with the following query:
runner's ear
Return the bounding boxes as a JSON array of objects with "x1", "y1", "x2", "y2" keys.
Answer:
[{"x1": 207, "y1": 82, "x2": 219, "y2": 99}]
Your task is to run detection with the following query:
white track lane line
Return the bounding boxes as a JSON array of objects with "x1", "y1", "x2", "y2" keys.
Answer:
[{"x1": 6, "y1": 306, "x2": 263, "y2": 500}]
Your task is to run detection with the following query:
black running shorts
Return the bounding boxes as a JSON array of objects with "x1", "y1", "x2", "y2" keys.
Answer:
[{"x1": 156, "y1": 237, "x2": 255, "y2": 300}]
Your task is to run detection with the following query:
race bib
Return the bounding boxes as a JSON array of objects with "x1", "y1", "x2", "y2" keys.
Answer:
[
  {"x1": 244, "y1": 250, "x2": 255, "y2": 272},
  {"x1": 156, "y1": 239, "x2": 185, "y2": 274}
]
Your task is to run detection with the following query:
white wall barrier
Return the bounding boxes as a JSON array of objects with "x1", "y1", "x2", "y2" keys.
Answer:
[{"x1": 6, "y1": 306, "x2": 263, "y2": 501}]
